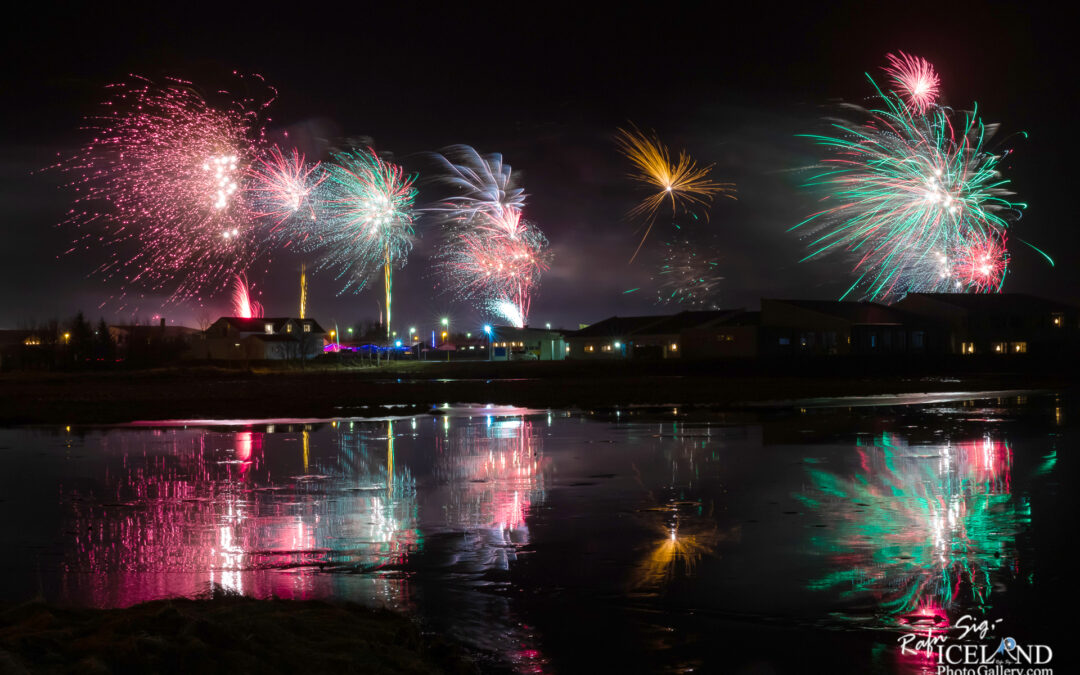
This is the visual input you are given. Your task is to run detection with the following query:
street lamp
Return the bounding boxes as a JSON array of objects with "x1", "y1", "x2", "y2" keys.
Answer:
[
  {"x1": 441, "y1": 317, "x2": 449, "y2": 362},
  {"x1": 483, "y1": 324, "x2": 492, "y2": 361}
]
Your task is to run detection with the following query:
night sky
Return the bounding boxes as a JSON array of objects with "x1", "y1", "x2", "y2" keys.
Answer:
[{"x1": 1, "y1": 5, "x2": 1073, "y2": 332}]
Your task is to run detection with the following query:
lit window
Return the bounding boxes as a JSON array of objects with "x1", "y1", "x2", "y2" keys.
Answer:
[
  {"x1": 1052, "y1": 312, "x2": 1064, "y2": 327},
  {"x1": 286, "y1": 324, "x2": 293, "y2": 333},
  {"x1": 303, "y1": 323, "x2": 311, "y2": 333},
  {"x1": 670, "y1": 343, "x2": 678, "y2": 351},
  {"x1": 585, "y1": 344, "x2": 595, "y2": 353},
  {"x1": 265, "y1": 323, "x2": 273, "y2": 334},
  {"x1": 601, "y1": 344, "x2": 612, "y2": 352},
  {"x1": 993, "y1": 342, "x2": 1006, "y2": 353},
  {"x1": 961, "y1": 342, "x2": 975, "y2": 354},
  {"x1": 565, "y1": 345, "x2": 570, "y2": 353},
  {"x1": 1012, "y1": 342, "x2": 1028, "y2": 354}
]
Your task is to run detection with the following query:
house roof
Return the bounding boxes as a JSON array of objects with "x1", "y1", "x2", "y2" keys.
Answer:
[
  {"x1": 764, "y1": 299, "x2": 908, "y2": 325},
  {"x1": 898, "y1": 293, "x2": 1077, "y2": 314},
  {"x1": 569, "y1": 315, "x2": 669, "y2": 339},
  {"x1": 109, "y1": 325, "x2": 200, "y2": 336},
  {"x1": 632, "y1": 309, "x2": 743, "y2": 335},
  {"x1": 0, "y1": 329, "x2": 42, "y2": 347}
]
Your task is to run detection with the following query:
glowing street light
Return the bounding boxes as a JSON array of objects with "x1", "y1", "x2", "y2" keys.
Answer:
[{"x1": 441, "y1": 318, "x2": 450, "y2": 362}]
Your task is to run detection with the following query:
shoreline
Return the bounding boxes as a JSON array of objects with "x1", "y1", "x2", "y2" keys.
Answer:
[
  {"x1": 0, "y1": 594, "x2": 476, "y2": 674},
  {"x1": 1, "y1": 360, "x2": 1068, "y2": 425}
]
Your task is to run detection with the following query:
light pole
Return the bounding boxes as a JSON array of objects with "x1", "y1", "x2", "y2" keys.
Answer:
[
  {"x1": 409, "y1": 326, "x2": 416, "y2": 359},
  {"x1": 441, "y1": 317, "x2": 449, "y2": 362},
  {"x1": 484, "y1": 324, "x2": 492, "y2": 361}
]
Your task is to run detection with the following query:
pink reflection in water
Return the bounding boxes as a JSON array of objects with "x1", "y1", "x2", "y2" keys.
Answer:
[{"x1": 62, "y1": 426, "x2": 418, "y2": 610}]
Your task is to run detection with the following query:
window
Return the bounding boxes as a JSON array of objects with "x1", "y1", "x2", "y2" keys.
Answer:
[
  {"x1": 1012, "y1": 342, "x2": 1027, "y2": 354},
  {"x1": 1052, "y1": 312, "x2": 1064, "y2": 327},
  {"x1": 778, "y1": 338, "x2": 790, "y2": 346},
  {"x1": 303, "y1": 323, "x2": 311, "y2": 333},
  {"x1": 961, "y1": 342, "x2": 976, "y2": 354},
  {"x1": 286, "y1": 324, "x2": 293, "y2": 333},
  {"x1": 264, "y1": 323, "x2": 273, "y2": 334},
  {"x1": 716, "y1": 334, "x2": 734, "y2": 342},
  {"x1": 992, "y1": 342, "x2": 1006, "y2": 354},
  {"x1": 601, "y1": 344, "x2": 613, "y2": 352},
  {"x1": 670, "y1": 343, "x2": 678, "y2": 352},
  {"x1": 585, "y1": 344, "x2": 595, "y2": 353},
  {"x1": 912, "y1": 331, "x2": 925, "y2": 349}
]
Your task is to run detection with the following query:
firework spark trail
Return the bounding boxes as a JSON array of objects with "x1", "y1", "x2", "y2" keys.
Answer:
[
  {"x1": 487, "y1": 298, "x2": 526, "y2": 329},
  {"x1": 315, "y1": 147, "x2": 417, "y2": 338},
  {"x1": 56, "y1": 73, "x2": 274, "y2": 303},
  {"x1": 794, "y1": 60, "x2": 1027, "y2": 302},
  {"x1": 884, "y1": 51, "x2": 940, "y2": 116},
  {"x1": 248, "y1": 146, "x2": 326, "y2": 245},
  {"x1": 432, "y1": 147, "x2": 551, "y2": 327},
  {"x1": 231, "y1": 273, "x2": 263, "y2": 318},
  {"x1": 615, "y1": 125, "x2": 735, "y2": 262},
  {"x1": 431, "y1": 145, "x2": 525, "y2": 228}
]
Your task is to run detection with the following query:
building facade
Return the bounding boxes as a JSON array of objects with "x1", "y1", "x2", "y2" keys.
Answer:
[{"x1": 192, "y1": 317, "x2": 327, "y2": 361}]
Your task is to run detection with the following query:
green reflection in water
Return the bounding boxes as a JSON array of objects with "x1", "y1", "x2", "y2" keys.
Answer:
[{"x1": 798, "y1": 432, "x2": 1021, "y2": 621}]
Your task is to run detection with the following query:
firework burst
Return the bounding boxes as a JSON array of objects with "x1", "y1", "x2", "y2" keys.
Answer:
[
  {"x1": 884, "y1": 51, "x2": 940, "y2": 116},
  {"x1": 316, "y1": 147, "x2": 417, "y2": 337},
  {"x1": 231, "y1": 273, "x2": 263, "y2": 318},
  {"x1": 247, "y1": 146, "x2": 325, "y2": 246},
  {"x1": 431, "y1": 145, "x2": 525, "y2": 225},
  {"x1": 432, "y1": 147, "x2": 551, "y2": 327},
  {"x1": 794, "y1": 60, "x2": 1026, "y2": 302},
  {"x1": 56, "y1": 73, "x2": 274, "y2": 303},
  {"x1": 654, "y1": 235, "x2": 725, "y2": 308},
  {"x1": 615, "y1": 125, "x2": 735, "y2": 262}
]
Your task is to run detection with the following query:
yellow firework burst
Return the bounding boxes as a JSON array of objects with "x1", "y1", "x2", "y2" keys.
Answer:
[{"x1": 615, "y1": 125, "x2": 735, "y2": 261}]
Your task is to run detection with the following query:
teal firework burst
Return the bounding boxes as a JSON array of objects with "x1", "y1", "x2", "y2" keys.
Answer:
[
  {"x1": 794, "y1": 64, "x2": 1029, "y2": 302},
  {"x1": 314, "y1": 147, "x2": 417, "y2": 338}
]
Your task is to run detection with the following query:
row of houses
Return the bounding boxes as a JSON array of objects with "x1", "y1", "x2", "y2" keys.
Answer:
[
  {"x1": 5, "y1": 293, "x2": 1077, "y2": 367},
  {"x1": 559, "y1": 294, "x2": 1079, "y2": 361}
]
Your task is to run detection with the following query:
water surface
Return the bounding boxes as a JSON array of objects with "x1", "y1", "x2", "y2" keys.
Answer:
[{"x1": 0, "y1": 397, "x2": 1068, "y2": 673}]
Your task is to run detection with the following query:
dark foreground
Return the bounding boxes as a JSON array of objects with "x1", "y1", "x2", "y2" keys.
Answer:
[
  {"x1": 0, "y1": 595, "x2": 472, "y2": 674},
  {"x1": 0, "y1": 359, "x2": 1067, "y2": 424}
]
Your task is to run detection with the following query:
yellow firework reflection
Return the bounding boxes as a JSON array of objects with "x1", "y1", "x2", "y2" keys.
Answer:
[{"x1": 632, "y1": 517, "x2": 732, "y2": 590}]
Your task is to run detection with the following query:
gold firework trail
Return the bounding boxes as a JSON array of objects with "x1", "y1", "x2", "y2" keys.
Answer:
[{"x1": 615, "y1": 124, "x2": 735, "y2": 262}]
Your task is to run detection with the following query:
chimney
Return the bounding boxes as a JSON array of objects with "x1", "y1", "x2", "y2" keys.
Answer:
[{"x1": 160, "y1": 317, "x2": 166, "y2": 328}]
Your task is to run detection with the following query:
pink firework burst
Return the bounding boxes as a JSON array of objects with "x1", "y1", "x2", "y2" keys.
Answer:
[
  {"x1": 432, "y1": 146, "x2": 552, "y2": 326},
  {"x1": 248, "y1": 146, "x2": 325, "y2": 245},
  {"x1": 884, "y1": 51, "x2": 940, "y2": 115},
  {"x1": 56, "y1": 73, "x2": 274, "y2": 303},
  {"x1": 951, "y1": 233, "x2": 1009, "y2": 292},
  {"x1": 231, "y1": 274, "x2": 263, "y2": 318}
]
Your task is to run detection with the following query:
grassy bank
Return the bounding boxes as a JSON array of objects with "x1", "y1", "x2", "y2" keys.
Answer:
[
  {"x1": 0, "y1": 595, "x2": 473, "y2": 674},
  {"x1": 0, "y1": 359, "x2": 1068, "y2": 425}
]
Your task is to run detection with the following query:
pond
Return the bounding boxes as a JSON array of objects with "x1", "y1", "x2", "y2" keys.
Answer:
[{"x1": 0, "y1": 396, "x2": 1067, "y2": 673}]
